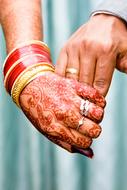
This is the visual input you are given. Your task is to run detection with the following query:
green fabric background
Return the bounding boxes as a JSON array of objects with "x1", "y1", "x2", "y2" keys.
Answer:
[{"x1": 0, "y1": 0, "x2": 127, "y2": 190}]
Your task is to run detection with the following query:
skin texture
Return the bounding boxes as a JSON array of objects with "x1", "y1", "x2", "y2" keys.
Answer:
[
  {"x1": 0, "y1": 0, "x2": 42, "y2": 53},
  {"x1": 19, "y1": 72, "x2": 105, "y2": 152},
  {"x1": 55, "y1": 14, "x2": 127, "y2": 96},
  {"x1": 0, "y1": 0, "x2": 106, "y2": 154}
]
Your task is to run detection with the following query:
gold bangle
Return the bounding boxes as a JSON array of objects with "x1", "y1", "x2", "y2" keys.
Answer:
[
  {"x1": 3, "y1": 40, "x2": 50, "y2": 70},
  {"x1": 11, "y1": 65, "x2": 54, "y2": 108},
  {"x1": 4, "y1": 52, "x2": 54, "y2": 89},
  {"x1": 11, "y1": 62, "x2": 54, "y2": 94}
]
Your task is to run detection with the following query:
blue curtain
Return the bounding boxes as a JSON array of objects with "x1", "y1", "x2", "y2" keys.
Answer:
[{"x1": 0, "y1": 0, "x2": 127, "y2": 190}]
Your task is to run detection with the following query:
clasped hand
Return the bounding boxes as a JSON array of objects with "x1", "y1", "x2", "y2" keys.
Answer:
[
  {"x1": 19, "y1": 13, "x2": 127, "y2": 156},
  {"x1": 56, "y1": 14, "x2": 127, "y2": 96},
  {"x1": 19, "y1": 72, "x2": 105, "y2": 156}
]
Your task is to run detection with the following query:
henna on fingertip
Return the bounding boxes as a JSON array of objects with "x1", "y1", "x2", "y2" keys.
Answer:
[
  {"x1": 80, "y1": 99, "x2": 104, "y2": 123},
  {"x1": 75, "y1": 81, "x2": 106, "y2": 108},
  {"x1": 77, "y1": 117, "x2": 102, "y2": 138}
]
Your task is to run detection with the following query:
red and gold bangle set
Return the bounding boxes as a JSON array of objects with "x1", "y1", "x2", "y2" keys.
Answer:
[{"x1": 3, "y1": 40, "x2": 55, "y2": 107}]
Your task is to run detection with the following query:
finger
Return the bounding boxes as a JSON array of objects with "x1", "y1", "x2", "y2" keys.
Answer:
[
  {"x1": 60, "y1": 107, "x2": 102, "y2": 138},
  {"x1": 75, "y1": 82, "x2": 106, "y2": 108},
  {"x1": 79, "y1": 99, "x2": 104, "y2": 123},
  {"x1": 77, "y1": 117, "x2": 102, "y2": 138},
  {"x1": 116, "y1": 53, "x2": 127, "y2": 73},
  {"x1": 79, "y1": 47, "x2": 96, "y2": 85},
  {"x1": 65, "y1": 46, "x2": 79, "y2": 80},
  {"x1": 47, "y1": 123, "x2": 92, "y2": 149},
  {"x1": 93, "y1": 55, "x2": 116, "y2": 96},
  {"x1": 68, "y1": 128, "x2": 92, "y2": 149},
  {"x1": 116, "y1": 35, "x2": 127, "y2": 73},
  {"x1": 71, "y1": 146, "x2": 94, "y2": 158},
  {"x1": 55, "y1": 48, "x2": 68, "y2": 76},
  {"x1": 46, "y1": 134, "x2": 72, "y2": 152},
  {"x1": 46, "y1": 134, "x2": 94, "y2": 158},
  {"x1": 55, "y1": 97, "x2": 103, "y2": 129}
]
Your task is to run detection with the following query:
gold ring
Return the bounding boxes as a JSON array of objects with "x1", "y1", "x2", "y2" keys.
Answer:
[{"x1": 66, "y1": 68, "x2": 79, "y2": 75}]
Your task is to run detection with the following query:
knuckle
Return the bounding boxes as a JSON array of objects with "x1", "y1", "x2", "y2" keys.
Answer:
[
  {"x1": 102, "y1": 41, "x2": 116, "y2": 54},
  {"x1": 82, "y1": 39, "x2": 91, "y2": 49},
  {"x1": 94, "y1": 78, "x2": 107, "y2": 89},
  {"x1": 66, "y1": 41, "x2": 78, "y2": 52},
  {"x1": 83, "y1": 38, "x2": 116, "y2": 54},
  {"x1": 83, "y1": 38, "x2": 99, "y2": 49}
]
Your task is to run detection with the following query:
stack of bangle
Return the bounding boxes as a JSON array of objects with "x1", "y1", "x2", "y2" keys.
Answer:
[{"x1": 3, "y1": 40, "x2": 55, "y2": 107}]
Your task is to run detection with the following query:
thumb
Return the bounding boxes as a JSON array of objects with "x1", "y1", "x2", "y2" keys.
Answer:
[
  {"x1": 116, "y1": 36, "x2": 127, "y2": 73},
  {"x1": 116, "y1": 53, "x2": 127, "y2": 73}
]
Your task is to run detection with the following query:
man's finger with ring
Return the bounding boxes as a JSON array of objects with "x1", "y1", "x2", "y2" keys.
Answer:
[
  {"x1": 65, "y1": 46, "x2": 79, "y2": 80},
  {"x1": 66, "y1": 67, "x2": 79, "y2": 79}
]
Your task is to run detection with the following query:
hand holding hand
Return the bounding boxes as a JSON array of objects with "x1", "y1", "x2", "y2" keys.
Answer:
[
  {"x1": 19, "y1": 72, "x2": 105, "y2": 157},
  {"x1": 55, "y1": 14, "x2": 127, "y2": 96}
]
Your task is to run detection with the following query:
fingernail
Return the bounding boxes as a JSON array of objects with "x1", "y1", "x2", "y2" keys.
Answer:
[{"x1": 72, "y1": 146, "x2": 94, "y2": 159}]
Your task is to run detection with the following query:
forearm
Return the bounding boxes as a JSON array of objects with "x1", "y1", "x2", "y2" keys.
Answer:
[
  {"x1": 91, "y1": 0, "x2": 127, "y2": 23},
  {"x1": 0, "y1": 0, "x2": 43, "y2": 53}
]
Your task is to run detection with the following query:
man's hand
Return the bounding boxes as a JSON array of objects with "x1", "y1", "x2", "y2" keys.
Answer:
[
  {"x1": 55, "y1": 14, "x2": 127, "y2": 96},
  {"x1": 19, "y1": 72, "x2": 105, "y2": 154}
]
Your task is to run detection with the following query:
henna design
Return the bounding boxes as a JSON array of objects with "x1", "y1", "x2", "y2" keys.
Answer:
[
  {"x1": 75, "y1": 82, "x2": 106, "y2": 108},
  {"x1": 45, "y1": 134, "x2": 72, "y2": 151},
  {"x1": 83, "y1": 101, "x2": 104, "y2": 123},
  {"x1": 89, "y1": 125, "x2": 102, "y2": 138},
  {"x1": 77, "y1": 117, "x2": 102, "y2": 138},
  {"x1": 19, "y1": 72, "x2": 105, "y2": 152}
]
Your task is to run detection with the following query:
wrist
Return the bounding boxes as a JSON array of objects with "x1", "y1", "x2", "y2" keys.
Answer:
[
  {"x1": 90, "y1": 13, "x2": 127, "y2": 28},
  {"x1": 3, "y1": 40, "x2": 54, "y2": 107},
  {"x1": 91, "y1": 12, "x2": 127, "y2": 27}
]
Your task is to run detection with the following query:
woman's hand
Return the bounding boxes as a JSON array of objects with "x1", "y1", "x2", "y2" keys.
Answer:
[
  {"x1": 19, "y1": 72, "x2": 105, "y2": 154},
  {"x1": 55, "y1": 14, "x2": 127, "y2": 96}
]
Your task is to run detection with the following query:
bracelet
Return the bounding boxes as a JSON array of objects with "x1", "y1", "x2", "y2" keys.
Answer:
[
  {"x1": 3, "y1": 40, "x2": 54, "y2": 95},
  {"x1": 3, "y1": 40, "x2": 55, "y2": 107},
  {"x1": 3, "y1": 41, "x2": 51, "y2": 76},
  {"x1": 11, "y1": 64, "x2": 54, "y2": 107},
  {"x1": 4, "y1": 54, "x2": 53, "y2": 94}
]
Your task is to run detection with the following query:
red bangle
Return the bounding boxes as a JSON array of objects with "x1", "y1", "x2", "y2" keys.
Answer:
[
  {"x1": 3, "y1": 44, "x2": 51, "y2": 76},
  {"x1": 3, "y1": 41, "x2": 54, "y2": 94},
  {"x1": 5, "y1": 54, "x2": 53, "y2": 94}
]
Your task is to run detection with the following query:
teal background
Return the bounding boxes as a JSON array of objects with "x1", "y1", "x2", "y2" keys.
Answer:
[{"x1": 0, "y1": 0, "x2": 127, "y2": 190}]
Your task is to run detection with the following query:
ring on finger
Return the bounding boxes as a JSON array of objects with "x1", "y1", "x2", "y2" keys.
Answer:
[
  {"x1": 76, "y1": 117, "x2": 84, "y2": 131},
  {"x1": 66, "y1": 68, "x2": 79, "y2": 75},
  {"x1": 80, "y1": 99, "x2": 90, "y2": 116}
]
